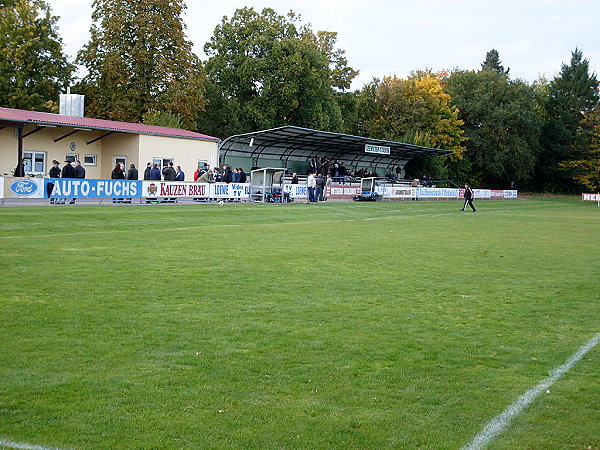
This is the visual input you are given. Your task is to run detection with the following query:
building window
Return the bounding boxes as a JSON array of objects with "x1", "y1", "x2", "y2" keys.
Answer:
[
  {"x1": 84, "y1": 154, "x2": 97, "y2": 166},
  {"x1": 65, "y1": 153, "x2": 78, "y2": 163},
  {"x1": 153, "y1": 157, "x2": 173, "y2": 168},
  {"x1": 23, "y1": 151, "x2": 46, "y2": 174}
]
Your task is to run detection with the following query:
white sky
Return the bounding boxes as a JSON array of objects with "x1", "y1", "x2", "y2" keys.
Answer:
[{"x1": 48, "y1": 0, "x2": 600, "y2": 90}]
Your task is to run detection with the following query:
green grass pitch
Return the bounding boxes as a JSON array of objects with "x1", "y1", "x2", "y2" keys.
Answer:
[{"x1": 0, "y1": 198, "x2": 598, "y2": 449}]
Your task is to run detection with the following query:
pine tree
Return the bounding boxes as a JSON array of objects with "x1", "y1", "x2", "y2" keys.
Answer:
[
  {"x1": 0, "y1": 0, "x2": 74, "y2": 111},
  {"x1": 537, "y1": 48, "x2": 599, "y2": 191},
  {"x1": 480, "y1": 49, "x2": 509, "y2": 75},
  {"x1": 76, "y1": 0, "x2": 205, "y2": 128}
]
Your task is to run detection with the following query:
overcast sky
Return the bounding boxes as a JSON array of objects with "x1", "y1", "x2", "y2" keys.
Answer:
[{"x1": 47, "y1": 0, "x2": 600, "y2": 90}]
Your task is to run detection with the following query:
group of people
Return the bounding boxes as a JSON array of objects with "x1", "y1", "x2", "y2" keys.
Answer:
[
  {"x1": 305, "y1": 172, "x2": 333, "y2": 202},
  {"x1": 140, "y1": 162, "x2": 185, "y2": 182},
  {"x1": 47, "y1": 159, "x2": 85, "y2": 204}
]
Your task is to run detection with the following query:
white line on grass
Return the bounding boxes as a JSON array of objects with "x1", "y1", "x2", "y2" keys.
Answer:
[
  {"x1": 0, "y1": 439, "x2": 63, "y2": 450},
  {"x1": 0, "y1": 209, "x2": 521, "y2": 240},
  {"x1": 463, "y1": 332, "x2": 600, "y2": 450}
]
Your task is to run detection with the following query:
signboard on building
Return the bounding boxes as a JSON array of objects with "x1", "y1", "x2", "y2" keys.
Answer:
[{"x1": 365, "y1": 144, "x2": 391, "y2": 155}]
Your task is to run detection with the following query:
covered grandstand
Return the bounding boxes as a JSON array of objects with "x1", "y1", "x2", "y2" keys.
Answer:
[{"x1": 219, "y1": 126, "x2": 453, "y2": 177}]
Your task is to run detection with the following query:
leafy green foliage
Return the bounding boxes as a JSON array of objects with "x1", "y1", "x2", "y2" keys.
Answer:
[
  {"x1": 200, "y1": 7, "x2": 356, "y2": 134},
  {"x1": 75, "y1": 0, "x2": 205, "y2": 128},
  {"x1": 537, "y1": 49, "x2": 599, "y2": 191},
  {"x1": 445, "y1": 69, "x2": 542, "y2": 187},
  {"x1": 142, "y1": 109, "x2": 183, "y2": 129},
  {"x1": 354, "y1": 72, "x2": 465, "y2": 178},
  {"x1": 0, "y1": 0, "x2": 73, "y2": 111}
]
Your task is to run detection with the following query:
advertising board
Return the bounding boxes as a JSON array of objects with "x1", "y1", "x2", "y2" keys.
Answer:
[
  {"x1": 283, "y1": 184, "x2": 308, "y2": 198},
  {"x1": 142, "y1": 181, "x2": 208, "y2": 198},
  {"x1": 4, "y1": 177, "x2": 45, "y2": 199},
  {"x1": 49, "y1": 179, "x2": 142, "y2": 199}
]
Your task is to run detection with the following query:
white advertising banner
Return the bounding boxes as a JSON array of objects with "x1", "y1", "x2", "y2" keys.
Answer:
[
  {"x1": 385, "y1": 186, "x2": 415, "y2": 199},
  {"x1": 283, "y1": 184, "x2": 308, "y2": 198},
  {"x1": 473, "y1": 189, "x2": 491, "y2": 199},
  {"x1": 210, "y1": 183, "x2": 251, "y2": 199},
  {"x1": 143, "y1": 181, "x2": 209, "y2": 198},
  {"x1": 4, "y1": 177, "x2": 45, "y2": 199},
  {"x1": 416, "y1": 187, "x2": 460, "y2": 198}
]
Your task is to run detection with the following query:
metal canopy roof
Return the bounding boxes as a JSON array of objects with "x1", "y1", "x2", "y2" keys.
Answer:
[{"x1": 219, "y1": 126, "x2": 453, "y2": 168}]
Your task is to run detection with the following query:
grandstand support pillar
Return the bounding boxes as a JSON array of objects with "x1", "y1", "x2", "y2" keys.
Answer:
[{"x1": 17, "y1": 125, "x2": 23, "y2": 169}]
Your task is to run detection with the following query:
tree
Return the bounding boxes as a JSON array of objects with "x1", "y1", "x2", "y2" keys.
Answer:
[
  {"x1": 481, "y1": 49, "x2": 509, "y2": 75},
  {"x1": 201, "y1": 7, "x2": 356, "y2": 134},
  {"x1": 445, "y1": 69, "x2": 542, "y2": 188},
  {"x1": 0, "y1": 0, "x2": 73, "y2": 111},
  {"x1": 559, "y1": 104, "x2": 600, "y2": 190},
  {"x1": 76, "y1": 0, "x2": 205, "y2": 128},
  {"x1": 537, "y1": 49, "x2": 599, "y2": 191},
  {"x1": 353, "y1": 72, "x2": 465, "y2": 179}
]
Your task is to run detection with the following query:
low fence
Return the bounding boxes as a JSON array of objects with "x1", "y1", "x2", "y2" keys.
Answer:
[{"x1": 1, "y1": 177, "x2": 519, "y2": 202}]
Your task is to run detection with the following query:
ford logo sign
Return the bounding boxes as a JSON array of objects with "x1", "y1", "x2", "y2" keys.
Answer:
[{"x1": 10, "y1": 180, "x2": 39, "y2": 197}]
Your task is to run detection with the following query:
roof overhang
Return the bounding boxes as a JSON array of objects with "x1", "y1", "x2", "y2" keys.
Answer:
[{"x1": 219, "y1": 126, "x2": 453, "y2": 168}]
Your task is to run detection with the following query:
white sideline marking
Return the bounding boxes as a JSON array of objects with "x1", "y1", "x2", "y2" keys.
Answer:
[
  {"x1": 0, "y1": 209, "x2": 520, "y2": 240},
  {"x1": 463, "y1": 332, "x2": 600, "y2": 450},
  {"x1": 0, "y1": 439, "x2": 63, "y2": 450}
]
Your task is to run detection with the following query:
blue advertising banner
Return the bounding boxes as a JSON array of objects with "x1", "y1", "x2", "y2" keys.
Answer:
[{"x1": 47, "y1": 179, "x2": 143, "y2": 199}]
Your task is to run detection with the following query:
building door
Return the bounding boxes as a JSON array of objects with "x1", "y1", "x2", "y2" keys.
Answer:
[{"x1": 113, "y1": 156, "x2": 127, "y2": 170}]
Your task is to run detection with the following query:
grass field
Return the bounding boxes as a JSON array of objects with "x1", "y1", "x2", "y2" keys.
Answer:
[{"x1": 0, "y1": 198, "x2": 599, "y2": 449}]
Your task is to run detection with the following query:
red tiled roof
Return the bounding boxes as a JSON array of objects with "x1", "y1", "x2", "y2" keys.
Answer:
[{"x1": 0, "y1": 107, "x2": 220, "y2": 142}]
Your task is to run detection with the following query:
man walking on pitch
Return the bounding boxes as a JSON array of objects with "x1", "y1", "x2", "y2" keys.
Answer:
[{"x1": 461, "y1": 183, "x2": 476, "y2": 212}]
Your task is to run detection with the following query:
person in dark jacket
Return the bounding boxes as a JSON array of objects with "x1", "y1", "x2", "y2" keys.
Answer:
[
  {"x1": 111, "y1": 163, "x2": 125, "y2": 202},
  {"x1": 175, "y1": 165, "x2": 185, "y2": 181},
  {"x1": 127, "y1": 163, "x2": 138, "y2": 180},
  {"x1": 162, "y1": 162, "x2": 176, "y2": 181},
  {"x1": 48, "y1": 160, "x2": 61, "y2": 204},
  {"x1": 315, "y1": 173, "x2": 326, "y2": 201},
  {"x1": 68, "y1": 160, "x2": 86, "y2": 204},
  {"x1": 143, "y1": 162, "x2": 152, "y2": 180},
  {"x1": 149, "y1": 163, "x2": 161, "y2": 180},
  {"x1": 222, "y1": 165, "x2": 233, "y2": 183},
  {"x1": 239, "y1": 168, "x2": 247, "y2": 183},
  {"x1": 61, "y1": 160, "x2": 76, "y2": 178},
  {"x1": 460, "y1": 184, "x2": 476, "y2": 212}
]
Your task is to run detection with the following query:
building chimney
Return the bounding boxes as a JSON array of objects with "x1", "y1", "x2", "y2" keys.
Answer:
[{"x1": 59, "y1": 87, "x2": 85, "y2": 117}]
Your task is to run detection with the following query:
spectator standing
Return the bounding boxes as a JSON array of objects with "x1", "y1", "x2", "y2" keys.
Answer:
[
  {"x1": 239, "y1": 168, "x2": 247, "y2": 183},
  {"x1": 325, "y1": 174, "x2": 332, "y2": 201},
  {"x1": 150, "y1": 163, "x2": 161, "y2": 180},
  {"x1": 74, "y1": 160, "x2": 85, "y2": 179},
  {"x1": 48, "y1": 160, "x2": 61, "y2": 204},
  {"x1": 307, "y1": 171, "x2": 317, "y2": 202},
  {"x1": 61, "y1": 159, "x2": 75, "y2": 178},
  {"x1": 291, "y1": 173, "x2": 298, "y2": 184},
  {"x1": 127, "y1": 163, "x2": 138, "y2": 180},
  {"x1": 162, "y1": 162, "x2": 176, "y2": 181},
  {"x1": 120, "y1": 163, "x2": 126, "y2": 178},
  {"x1": 69, "y1": 160, "x2": 86, "y2": 204},
  {"x1": 143, "y1": 162, "x2": 152, "y2": 180},
  {"x1": 175, "y1": 165, "x2": 185, "y2": 181},
  {"x1": 315, "y1": 173, "x2": 325, "y2": 201},
  {"x1": 198, "y1": 169, "x2": 214, "y2": 183},
  {"x1": 232, "y1": 168, "x2": 241, "y2": 183},
  {"x1": 194, "y1": 164, "x2": 202, "y2": 182},
  {"x1": 222, "y1": 165, "x2": 233, "y2": 183},
  {"x1": 111, "y1": 163, "x2": 125, "y2": 203},
  {"x1": 460, "y1": 184, "x2": 477, "y2": 212}
]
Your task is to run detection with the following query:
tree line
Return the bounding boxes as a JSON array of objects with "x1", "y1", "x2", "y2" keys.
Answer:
[{"x1": 1, "y1": 0, "x2": 598, "y2": 191}]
